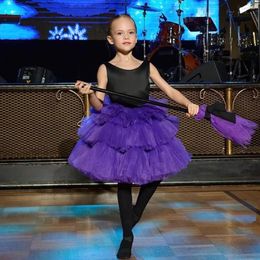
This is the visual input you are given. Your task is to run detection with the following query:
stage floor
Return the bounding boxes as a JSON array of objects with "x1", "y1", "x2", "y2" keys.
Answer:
[{"x1": 0, "y1": 185, "x2": 259, "y2": 259}]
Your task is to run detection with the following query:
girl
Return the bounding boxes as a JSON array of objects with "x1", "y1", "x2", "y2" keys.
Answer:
[{"x1": 69, "y1": 14, "x2": 199, "y2": 259}]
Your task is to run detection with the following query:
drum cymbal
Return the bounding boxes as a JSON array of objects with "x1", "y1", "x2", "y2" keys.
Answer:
[{"x1": 130, "y1": 4, "x2": 161, "y2": 12}]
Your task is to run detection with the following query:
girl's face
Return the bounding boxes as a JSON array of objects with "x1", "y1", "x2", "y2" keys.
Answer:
[{"x1": 107, "y1": 17, "x2": 137, "y2": 54}]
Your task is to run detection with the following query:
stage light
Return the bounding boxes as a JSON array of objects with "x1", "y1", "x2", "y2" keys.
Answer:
[
  {"x1": 48, "y1": 24, "x2": 88, "y2": 40},
  {"x1": 0, "y1": 24, "x2": 39, "y2": 40},
  {"x1": 0, "y1": 0, "x2": 37, "y2": 18},
  {"x1": 66, "y1": 24, "x2": 88, "y2": 40},
  {"x1": 48, "y1": 26, "x2": 66, "y2": 40}
]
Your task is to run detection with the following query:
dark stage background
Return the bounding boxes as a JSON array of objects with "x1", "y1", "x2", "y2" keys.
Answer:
[{"x1": 0, "y1": 0, "x2": 256, "y2": 83}]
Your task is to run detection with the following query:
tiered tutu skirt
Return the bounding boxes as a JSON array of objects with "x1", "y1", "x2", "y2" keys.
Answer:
[{"x1": 68, "y1": 101, "x2": 191, "y2": 185}]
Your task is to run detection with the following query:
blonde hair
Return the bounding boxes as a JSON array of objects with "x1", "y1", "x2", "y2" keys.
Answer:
[{"x1": 107, "y1": 14, "x2": 137, "y2": 36}]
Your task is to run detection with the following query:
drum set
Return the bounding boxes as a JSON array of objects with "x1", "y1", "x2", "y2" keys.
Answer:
[
  {"x1": 128, "y1": 0, "x2": 260, "y2": 82},
  {"x1": 129, "y1": 2, "x2": 226, "y2": 82},
  {"x1": 129, "y1": 1, "x2": 260, "y2": 82}
]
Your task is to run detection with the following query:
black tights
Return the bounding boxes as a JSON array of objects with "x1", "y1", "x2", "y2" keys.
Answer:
[{"x1": 117, "y1": 180, "x2": 161, "y2": 237}]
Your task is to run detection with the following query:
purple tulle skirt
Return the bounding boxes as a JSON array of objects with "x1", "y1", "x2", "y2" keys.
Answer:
[{"x1": 68, "y1": 100, "x2": 191, "y2": 185}]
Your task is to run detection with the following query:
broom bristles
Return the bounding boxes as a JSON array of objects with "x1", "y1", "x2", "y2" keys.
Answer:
[{"x1": 195, "y1": 105, "x2": 258, "y2": 147}]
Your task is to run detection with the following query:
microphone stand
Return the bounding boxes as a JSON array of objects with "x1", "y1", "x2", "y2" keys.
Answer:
[
  {"x1": 176, "y1": 0, "x2": 184, "y2": 81},
  {"x1": 205, "y1": 0, "x2": 210, "y2": 63},
  {"x1": 257, "y1": 1, "x2": 260, "y2": 81},
  {"x1": 142, "y1": 3, "x2": 148, "y2": 59},
  {"x1": 224, "y1": 0, "x2": 235, "y2": 81}
]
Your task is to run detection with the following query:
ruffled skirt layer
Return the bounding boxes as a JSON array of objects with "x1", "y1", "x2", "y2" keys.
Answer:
[{"x1": 68, "y1": 102, "x2": 191, "y2": 185}]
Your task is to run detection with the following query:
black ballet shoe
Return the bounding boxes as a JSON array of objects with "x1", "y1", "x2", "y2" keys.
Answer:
[{"x1": 116, "y1": 235, "x2": 133, "y2": 259}]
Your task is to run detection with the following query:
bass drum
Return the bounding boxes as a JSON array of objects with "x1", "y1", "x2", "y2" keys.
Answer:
[{"x1": 148, "y1": 46, "x2": 201, "y2": 82}]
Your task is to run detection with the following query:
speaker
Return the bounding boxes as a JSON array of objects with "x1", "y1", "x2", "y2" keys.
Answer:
[
  {"x1": 181, "y1": 61, "x2": 228, "y2": 83},
  {"x1": 17, "y1": 66, "x2": 56, "y2": 84}
]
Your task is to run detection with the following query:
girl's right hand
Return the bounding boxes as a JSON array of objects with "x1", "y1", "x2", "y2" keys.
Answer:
[
  {"x1": 186, "y1": 102, "x2": 199, "y2": 117},
  {"x1": 75, "y1": 80, "x2": 94, "y2": 95}
]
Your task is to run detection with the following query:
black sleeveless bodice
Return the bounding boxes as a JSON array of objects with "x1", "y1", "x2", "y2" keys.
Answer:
[{"x1": 105, "y1": 59, "x2": 150, "y2": 107}]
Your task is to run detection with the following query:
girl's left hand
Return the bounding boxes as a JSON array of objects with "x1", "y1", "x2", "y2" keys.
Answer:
[{"x1": 186, "y1": 103, "x2": 199, "y2": 117}]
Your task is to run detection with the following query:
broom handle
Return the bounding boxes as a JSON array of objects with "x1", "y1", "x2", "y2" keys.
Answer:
[{"x1": 90, "y1": 86, "x2": 188, "y2": 113}]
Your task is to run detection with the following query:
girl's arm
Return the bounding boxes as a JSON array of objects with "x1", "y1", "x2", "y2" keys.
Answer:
[
  {"x1": 149, "y1": 63, "x2": 199, "y2": 116},
  {"x1": 75, "y1": 64, "x2": 108, "y2": 111}
]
